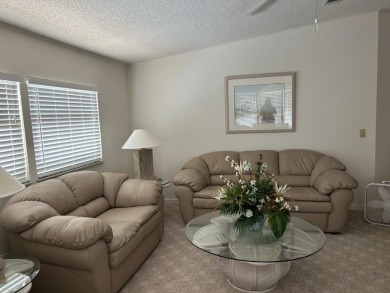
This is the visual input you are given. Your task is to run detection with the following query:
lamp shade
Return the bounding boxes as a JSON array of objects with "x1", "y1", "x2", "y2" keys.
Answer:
[
  {"x1": 0, "y1": 166, "x2": 25, "y2": 198},
  {"x1": 121, "y1": 129, "x2": 162, "y2": 150}
]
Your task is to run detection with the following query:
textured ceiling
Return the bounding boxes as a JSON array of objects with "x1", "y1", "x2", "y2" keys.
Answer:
[{"x1": 0, "y1": 0, "x2": 390, "y2": 63}]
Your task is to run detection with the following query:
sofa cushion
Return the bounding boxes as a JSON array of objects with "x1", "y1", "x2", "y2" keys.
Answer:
[
  {"x1": 107, "y1": 210, "x2": 162, "y2": 268},
  {"x1": 289, "y1": 201, "x2": 332, "y2": 213},
  {"x1": 116, "y1": 180, "x2": 163, "y2": 207},
  {"x1": 97, "y1": 206, "x2": 158, "y2": 252},
  {"x1": 97, "y1": 206, "x2": 159, "y2": 227},
  {"x1": 5, "y1": 179, "x2": 77, "y2": 215},
  {"x1": 276, "y1": 176, "x2": 311, "y2": 187},
  {"x1": 285, "y1": 187, "x2": 330, "y2": 202},
  {"x1": 59, "y1": 171, "x2": 104, "y2": 206},
  {"x1": 194, "y1": 186, "x2": 225, "y2": 199},
  {"x1": 200, "y1": 151, "x2": 239, "y2": 175},
  {"x1": 66, "y1": 197, "x2": 110, "y2": 218},
  {"x1": 193, "y1": 198, "x2": 220, "y2": 209},
  {"x1": 240, "y1": 150, "x2": 279, "y2": 175},
  {"x1": 279, "y1": 149, "x2": 324, "y2": 176},
  {"x1": 105, "y1": 220, "x2": 140, "y2": 253}
]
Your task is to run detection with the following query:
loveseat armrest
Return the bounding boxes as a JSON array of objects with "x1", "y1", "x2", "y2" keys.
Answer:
[
  {"x1": 0, "y1": 201, "x2": 59, "y2": 233},
  {"x1": 172, "y1": 169, "x2": 207, "y2": 192},
  {"x1": 20, "y1": 216, "x2": 113, "y2": 250},
  {"x1": 313, "y1": 169, "x2": 358, "y2": 195},
  {"x1": 115, "y1": 179, "x2": 163, "y2": 207}
]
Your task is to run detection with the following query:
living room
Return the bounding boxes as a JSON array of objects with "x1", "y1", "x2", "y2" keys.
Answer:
[{"x1": 0, "y1": 1, "x2": 389, "y2": 292}]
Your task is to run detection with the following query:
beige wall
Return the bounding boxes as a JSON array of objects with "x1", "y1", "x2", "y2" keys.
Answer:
[
  {"x1": 375, "y1": 10, "x2": 390, "y2": 182},
  {"x1": 128, "y1": 12, "x2": 380, "y2": 208},
  {"x1": 0, "y1": 24, "x2": 132, "y2": 177}
]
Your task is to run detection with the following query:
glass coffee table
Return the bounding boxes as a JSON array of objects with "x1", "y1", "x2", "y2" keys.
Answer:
[
  {"x1": 185, "y1": 211, "x2": 326, "y2": 292},
  {"x1": 0, "y1": 254, "x2": 40, "y2": 293}
]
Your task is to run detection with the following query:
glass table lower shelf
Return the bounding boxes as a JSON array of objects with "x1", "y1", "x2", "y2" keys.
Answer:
[{"x1": 185, "y1": 211, "x2": 326, "y2": 292}]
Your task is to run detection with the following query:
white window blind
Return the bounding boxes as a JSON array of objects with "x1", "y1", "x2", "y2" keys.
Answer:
[
  {"x1": 28, "y1": 80, "x2": 102, "y2": 179},
  {"x1": 0, "y1": 78, "x2": 28, "y2": 181}
]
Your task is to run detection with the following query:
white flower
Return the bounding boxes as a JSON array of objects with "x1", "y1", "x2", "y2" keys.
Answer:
[
  {"x1": 250, "y1": 180, "x2": 256, "y2": 186},
  {"x1": 275, "y1": 182, "x2": 289, "y2": 195},
  {"x1": 295, "y1": 205, "x2": 299, "y2": 211},
  {"x1": 225, "y1": 156, "x2": 230, "y2": 161},
  {"x1": 245, "y1": 210, "x2": 253, "y2": 218},
  {"x1": 242, "y1": 161, "x2": 252, "y2": 172},
  {"x1": 214, "y1": 188, "x2": 226, "y2": 201}
]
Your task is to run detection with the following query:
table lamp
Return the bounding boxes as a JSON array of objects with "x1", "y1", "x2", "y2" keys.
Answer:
[
  {"x1": 121, "y1": 129, "x2": 162, "y2": 180},
  {"x1": 0, "y1": 165, "x2": 25, "y2": 266}
]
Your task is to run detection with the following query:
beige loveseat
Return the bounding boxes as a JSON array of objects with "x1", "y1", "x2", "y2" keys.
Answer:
[
  {"x1": 172, "y1": 149, "x2": 358, "y2": 232},
  {"x1": 0, "y1": 171, "x2": 164, "y2": 293}
]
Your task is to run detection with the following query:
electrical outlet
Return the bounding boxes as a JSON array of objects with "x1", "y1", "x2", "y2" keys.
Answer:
[{"x1": 360, "y1": 129, "x2": 366, "y2": 138}]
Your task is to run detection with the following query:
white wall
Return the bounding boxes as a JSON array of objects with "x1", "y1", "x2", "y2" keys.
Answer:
[
  {"x1": 0, "y1": 24, "x2": 132, "y2": 176},
  {"x1": 376, "y1": 10, "x2": 390, "y2": 182},
  {"x1": 128, "y1": 12, "x2": 379, "y2": 208}
]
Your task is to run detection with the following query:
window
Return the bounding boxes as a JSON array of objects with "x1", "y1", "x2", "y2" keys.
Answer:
[
  {"x1": 27, "y1": 78, "x2": 102, "y2": 179},
  {"x1": 0, "y1": 77, "x2": 28, "y2": 181}
]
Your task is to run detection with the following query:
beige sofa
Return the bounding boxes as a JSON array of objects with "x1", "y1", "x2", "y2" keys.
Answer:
[
  {"x1": 172, "y1": 149, "x2": 358, "y2": 232},
  {"x1": 0, "y1": 171, "x2": 164, "y2": 293}
]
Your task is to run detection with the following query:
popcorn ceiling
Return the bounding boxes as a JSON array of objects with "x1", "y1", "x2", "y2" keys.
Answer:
[{"x1": 0, "y1": 0, "x2": 388, "y2": 63}]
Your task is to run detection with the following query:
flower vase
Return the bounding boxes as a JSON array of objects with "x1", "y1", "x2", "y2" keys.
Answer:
[{"x1": 248, "y1": 214, "x2": 266, "y2": 231}]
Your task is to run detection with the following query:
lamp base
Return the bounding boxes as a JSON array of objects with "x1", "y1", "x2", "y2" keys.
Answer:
[{"x1": 133, "y1": 149, "x2": 156, "y2": 180}]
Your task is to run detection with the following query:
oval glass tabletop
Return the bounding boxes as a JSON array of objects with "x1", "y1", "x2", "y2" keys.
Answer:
[
  {"x1": 0, "y1": 254, "x2": 40, "y2": 293},
  {"x1": 185, "y1": 211, "x2": 326, "y2": 263}
]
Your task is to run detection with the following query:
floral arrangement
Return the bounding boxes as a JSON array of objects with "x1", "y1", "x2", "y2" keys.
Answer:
[{"x1": 214, "y1": 155, "x2": 298, "y2": 238}]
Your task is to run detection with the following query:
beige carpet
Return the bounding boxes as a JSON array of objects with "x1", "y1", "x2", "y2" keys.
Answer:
[{"x1": 120, "y1": 202, "x2": 390, "y2": 293}]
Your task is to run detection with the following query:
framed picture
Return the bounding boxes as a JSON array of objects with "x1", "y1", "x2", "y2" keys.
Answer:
[{"x1": 225, "y1": 72, "x2": 296, "y2": 133}]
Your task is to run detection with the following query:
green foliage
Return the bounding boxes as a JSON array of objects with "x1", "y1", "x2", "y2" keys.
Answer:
[
  {"x1": 217, "y1": 154, "x2": 296, "y2": 239},
  {"x1": 267, "y1": 211, "x2": 290, "y2": 239}
]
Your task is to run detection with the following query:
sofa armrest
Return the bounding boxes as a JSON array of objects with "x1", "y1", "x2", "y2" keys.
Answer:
[
  {"x1": 313, "y1": 169, "x2": 358, "y2": 195},
  {"x1": 20, "y1": 216, "x2": 113, "y2": 250},
  {"x1": 310, "y1": 156, "x2": 347, "y2": 186},
  {"x1": 0, "y1": 201, "x2": 59, "y2": 233},
  {"x1": 115, "y1": 179, "x2": 163, "y2": 207},
  {"x1": 172, "y1": 169, "x2": 207, "y2": 192}
]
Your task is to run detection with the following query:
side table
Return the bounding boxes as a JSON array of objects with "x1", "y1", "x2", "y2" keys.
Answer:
[{"x1": 0, "y1": 254, "x2": 40, "y2": 293}]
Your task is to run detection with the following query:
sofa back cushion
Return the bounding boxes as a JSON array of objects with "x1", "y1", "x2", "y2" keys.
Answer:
[
  {"x1": 66, "y1": 197, "x2": 110, "y2": 217},
  {"x1": 240, "y1": 150, "x2": 279, "y2": 175},
  {"x1": 200, "y1": 151, "x2": 238, "y2": 186},
  {"x1": 279, "y1": 149, "x2": 324, "y2": 176},
  {"x1": 5, "y1": 179, "x2": 78, "y2": 215},
  {"x1": 59, "y1": 171, "x2": 104, "y2": 206}
]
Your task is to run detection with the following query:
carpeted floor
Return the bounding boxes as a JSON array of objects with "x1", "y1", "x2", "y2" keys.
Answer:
[{"x1": 120, "y1": 202, "x2": 390, "y2": 293}]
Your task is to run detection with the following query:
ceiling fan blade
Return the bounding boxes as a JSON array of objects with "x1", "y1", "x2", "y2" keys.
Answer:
[
  {"x1": 247, "y1": 0, "x2": 277, "y2": 16},
  {"x1": 367, "y1": 200, "x2": 384, "y2": 209},
  {"x1": 378, "y1": 186, "x2": 390, "y2": 201}
]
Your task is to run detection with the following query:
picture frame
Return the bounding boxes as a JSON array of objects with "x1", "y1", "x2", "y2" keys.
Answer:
[{"x1": 225, "y1": 72, "x2": 296, "y2": 133}]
